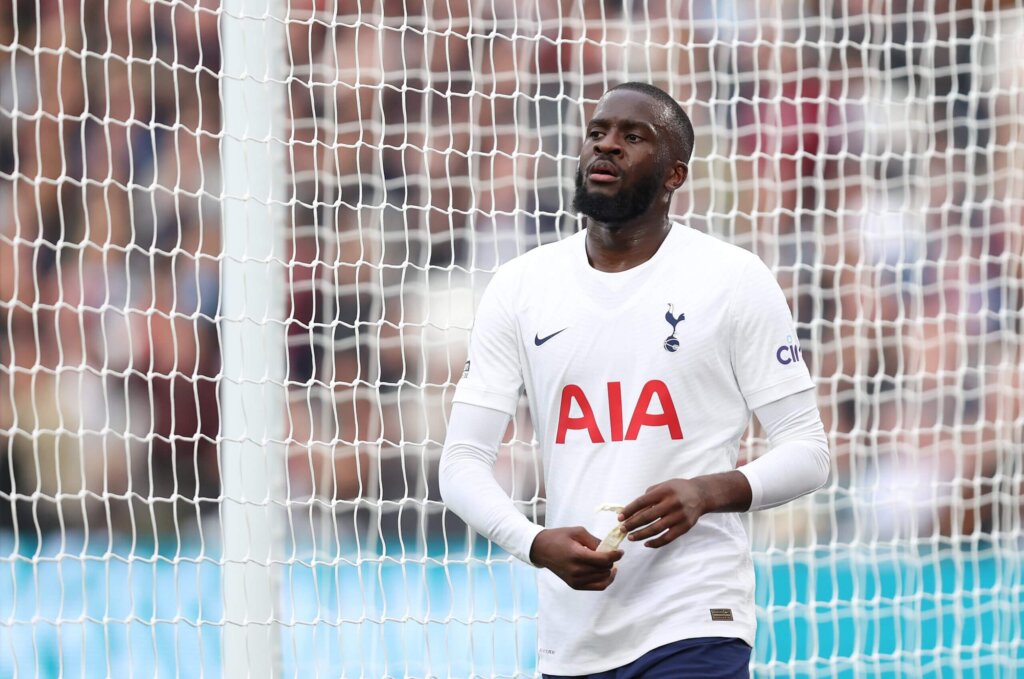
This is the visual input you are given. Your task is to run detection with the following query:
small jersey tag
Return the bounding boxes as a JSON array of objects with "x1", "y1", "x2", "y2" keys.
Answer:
[
  {"x1": 710, "y1": 608, "x2": 734, "y2": 622},
  {"x1": 461, "y1": 360, "x2": 471, "y2": 378}
]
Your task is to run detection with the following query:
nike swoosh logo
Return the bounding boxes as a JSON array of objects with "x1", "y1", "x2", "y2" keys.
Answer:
[{"x1": 534, "y1": 328, "x2": 568, "y2": 346}]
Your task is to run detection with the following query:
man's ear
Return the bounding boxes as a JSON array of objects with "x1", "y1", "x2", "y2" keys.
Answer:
[{"x1": 666, "y1": 161, "x2": 688, "y2": 192}]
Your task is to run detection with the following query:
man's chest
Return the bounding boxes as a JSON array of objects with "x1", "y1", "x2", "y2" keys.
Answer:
[{"x1": 517, "y1": 285, "x2": 733, "y2": 402}]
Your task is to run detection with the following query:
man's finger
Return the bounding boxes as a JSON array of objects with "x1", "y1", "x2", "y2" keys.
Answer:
[
  {"x1": 627, "y1": 515, "x2": 675, "y2": 542},
  {"x1": 575, "y1": 568, "x2": 617, "y2": 591},
  {"x1": 572, "y1": 544, "x2": 623, "y2": 567},
  {"x1": 645, "y1": 524, "x2": 689, "y2": 548},
  {"x1": 619, "y1": 490, "x2": 661, "y2": 521},
  {"x1": 571, "y1": 527, "x2": 602, "y2": 551},
  {"x1": 576, "y1": 566, "x2": 618, "y2": 586},
  {"x1": 620, "y1": 501, "x2": 669, "y2": 532}
]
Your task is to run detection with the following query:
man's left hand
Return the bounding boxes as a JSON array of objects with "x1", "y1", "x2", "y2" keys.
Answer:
[{"x1": 617, "y1": 478, "x2": 708, "y2": 548}]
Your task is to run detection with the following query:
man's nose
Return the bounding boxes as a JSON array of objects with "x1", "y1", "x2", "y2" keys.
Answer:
[{"x1": 593, "y1": 133, "x2": 622, "y2": 155}]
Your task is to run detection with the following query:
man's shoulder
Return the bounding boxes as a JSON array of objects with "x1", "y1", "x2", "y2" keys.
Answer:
[
  {"x1": 491, "y1": 230, "x2": 583, "y2": 279},
  {"x1": 672, "y1": 224, "x2": 760, "y2": 271}
]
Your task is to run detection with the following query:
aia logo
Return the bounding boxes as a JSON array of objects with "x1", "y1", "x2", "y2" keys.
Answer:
[
  {"x1": 555, "y1": 380, "x2": 684, "y2": 444},
  {"x1": 776, "y1": 335, "x2": 802, "y2": 365}
]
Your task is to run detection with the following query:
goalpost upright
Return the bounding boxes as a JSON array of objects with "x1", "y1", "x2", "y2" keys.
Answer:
[{"x1": 219, "y1": 0, "x2": 287, "y2": 675}]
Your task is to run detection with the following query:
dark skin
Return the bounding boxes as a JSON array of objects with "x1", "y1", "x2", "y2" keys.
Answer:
[
  {"x1": 581, "y1": 89, "x2": 686, "y2": 272},
  {"x1": 529, "y1": 89, "x2": 754, "y2": 590}
]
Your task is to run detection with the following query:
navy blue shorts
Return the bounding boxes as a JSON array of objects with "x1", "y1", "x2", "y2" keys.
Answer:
[{"x1": 542, "y1": 636, "x2": 751, "y2": 679}]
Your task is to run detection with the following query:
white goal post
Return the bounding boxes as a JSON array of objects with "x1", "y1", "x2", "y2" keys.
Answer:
[
  {"x1": 0, "y1": 1, "x2": 1022, "y2": 677},
  {"x1": 220, "y1": 0, "x2": 288, "y2": 675}
]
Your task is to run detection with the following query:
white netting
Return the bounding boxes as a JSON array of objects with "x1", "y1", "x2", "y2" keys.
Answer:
[{"x1": 1, "y1": 1, "x2": 1022, "y2": 676}]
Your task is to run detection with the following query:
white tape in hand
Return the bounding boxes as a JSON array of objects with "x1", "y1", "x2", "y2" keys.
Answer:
[{"x1": 595, "y1": 504, "x2": 627, "y2": 552}]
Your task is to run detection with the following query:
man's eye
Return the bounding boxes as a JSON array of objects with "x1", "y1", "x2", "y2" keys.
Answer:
[
  {"x1": 588, "y1": 130, "x2": 603, "y2": 139},
  {"x1": 626, "y1": 134, "x2": 641, "y2": 142}
]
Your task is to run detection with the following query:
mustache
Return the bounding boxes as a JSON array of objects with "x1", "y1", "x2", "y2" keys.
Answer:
[{"x1": 587, "y1": 154, "x2": 619, "y2": 170}]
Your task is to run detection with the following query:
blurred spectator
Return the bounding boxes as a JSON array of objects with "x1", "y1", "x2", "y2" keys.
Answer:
[
  {"x1": 1, "y1": 0, "x2": 222, "y2": 542},
  {"x1": 1, "y1": 0, "x2": 1020, "y2": 552}
]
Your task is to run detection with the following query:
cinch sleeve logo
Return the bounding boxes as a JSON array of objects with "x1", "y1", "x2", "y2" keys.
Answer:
[
  {"x1": 776, "y1": 335, "x2": 803, "y2": 365},
  {"x1": 555, "y1": 380, "x2": 684, "y2": 444}
]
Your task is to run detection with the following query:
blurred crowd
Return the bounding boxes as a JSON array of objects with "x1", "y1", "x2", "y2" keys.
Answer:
[{"x1": 0, "y1": 0, "x2": 1021, "y2": 550}]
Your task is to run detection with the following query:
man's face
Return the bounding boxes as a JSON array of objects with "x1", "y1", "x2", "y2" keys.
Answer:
[{"x1": 572, "y1": 90, "x2": 674, "y2": 224}]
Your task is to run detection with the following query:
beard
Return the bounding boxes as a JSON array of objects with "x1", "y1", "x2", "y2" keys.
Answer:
[{"x1": 572, "y1": 163, "x2": 662, "y2": 224}]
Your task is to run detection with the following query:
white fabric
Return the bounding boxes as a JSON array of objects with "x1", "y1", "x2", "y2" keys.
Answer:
[
  {"x1": 449, "y1": 223, "x2": 818, "y2": 675},
  {"x1": 440, "y1": 394, "x2": 830, "y2": 546},
  {"x1": 438, "y1": 403, "x2": 543, "y2": 564},
  {"x1": 741, "y1": 389, "x2": 830, "y2": 510}
]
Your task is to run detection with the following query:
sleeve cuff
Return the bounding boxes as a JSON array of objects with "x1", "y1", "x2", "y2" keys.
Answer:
[
  {"x1": 514, "y1": 521, "x2": 547, "y2": 566},
  {"x1": 453, "y1": 383, "x2": 520, "y2": 416},
  {"x1": 743, "y1": 374, "x2": 814, "y2": 411},
  {"x1": 737, "y1": 465, "x2": 765, "y2": 512}
]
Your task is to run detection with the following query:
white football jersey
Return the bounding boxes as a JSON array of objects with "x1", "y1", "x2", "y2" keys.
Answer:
[{"x1": 453, "y1": 223, "x2": 814, "y2": 675}]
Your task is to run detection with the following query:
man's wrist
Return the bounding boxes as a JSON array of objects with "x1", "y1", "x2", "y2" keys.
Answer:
[
  {"x1": 693, "y1": 470, "x2": 753, "y2": 514},
  {"x1": 525, "y1": 525, "x2": 548, "y2": 568}
]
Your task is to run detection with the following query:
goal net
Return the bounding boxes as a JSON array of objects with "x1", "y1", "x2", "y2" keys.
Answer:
[{"x1": 1, "y1": 0, "x2": 1022, "y2": 676}]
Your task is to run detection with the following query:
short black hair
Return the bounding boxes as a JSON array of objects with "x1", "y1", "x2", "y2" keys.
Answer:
[{"x1": 607, "y1": 82, "x2": 694, "y2": 165}]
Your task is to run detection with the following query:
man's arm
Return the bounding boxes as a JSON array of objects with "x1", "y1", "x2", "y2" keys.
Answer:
[
  {"x1": 440, "y1": 402, "x2": 622, "y2": 589},
  {"x1": 617, "y1": 389, "x2": 830, "y2": 546},
  {"x1": 438, "y1": 402, "x2": 542, "y2": 563},
  {"x1": 736, "y1": 387, "x2": 831, "y2": 510}
]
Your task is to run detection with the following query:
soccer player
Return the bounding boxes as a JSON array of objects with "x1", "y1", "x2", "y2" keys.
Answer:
[{"x1": 439, "y1": 82, "x2": 830, "y2": 678}]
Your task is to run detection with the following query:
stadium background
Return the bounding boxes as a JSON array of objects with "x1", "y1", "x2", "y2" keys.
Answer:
[{"x1": 1, "y1": 0, "x2": 1022, "y2": 676}]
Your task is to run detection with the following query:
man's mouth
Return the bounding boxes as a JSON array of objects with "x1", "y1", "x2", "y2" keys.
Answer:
[{"x1": 588, "y1": 160, "x2": 620, "y2": 183}]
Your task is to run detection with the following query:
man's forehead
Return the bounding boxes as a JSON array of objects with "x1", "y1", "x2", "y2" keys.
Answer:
[{"x1": 589, "y1": 89, "x2": 671, "y2": 129}]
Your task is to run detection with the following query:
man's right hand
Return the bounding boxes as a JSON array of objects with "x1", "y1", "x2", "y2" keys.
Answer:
[{"x1": 529, "y1": 527, "x2": 623, "y2": 591}]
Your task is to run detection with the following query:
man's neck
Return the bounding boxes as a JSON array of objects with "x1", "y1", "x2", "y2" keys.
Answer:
[{"x1": 584, "y1": 213, "x2": 673, "y2": 273}]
